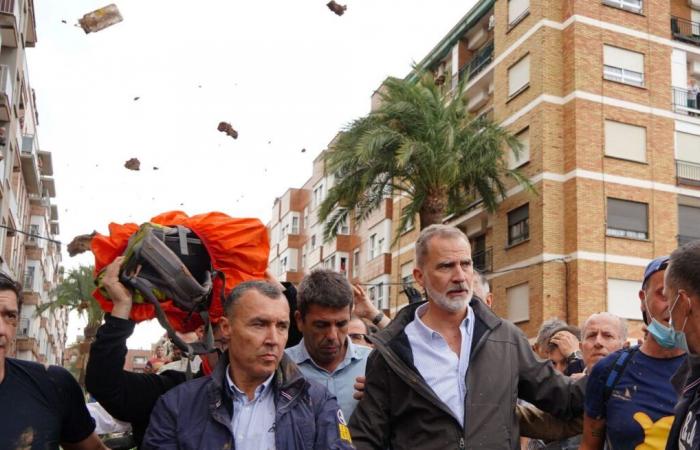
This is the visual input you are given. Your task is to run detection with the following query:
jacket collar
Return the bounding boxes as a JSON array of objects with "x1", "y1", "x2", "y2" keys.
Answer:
[{"x1": 209, "y1": 352, "x2": 309, "y2": 408}]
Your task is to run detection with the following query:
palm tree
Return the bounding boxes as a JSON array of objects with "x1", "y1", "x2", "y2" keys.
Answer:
[
  {"x1": 319, "y1": 71, "x2": 532, "y2": 241},
  {"x1": 37, "y1": 265, "x2": 103, "y2": 386}
]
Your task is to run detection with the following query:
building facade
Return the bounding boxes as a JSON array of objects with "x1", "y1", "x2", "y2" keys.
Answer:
[
  {"x1": 268, "y1": 0, "x2": 700, "y2": 337},
  {"x1": 1, "y1": 0, "x2": 65, "y2": 364}
]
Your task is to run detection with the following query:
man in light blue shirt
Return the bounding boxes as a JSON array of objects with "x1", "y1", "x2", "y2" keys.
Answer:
[
  {"x1": 225, "y1": 370, "x2": 276, "y2": 449},
  {"x1": 286, "y1": 269, "x2": 372, "y2": 419}
]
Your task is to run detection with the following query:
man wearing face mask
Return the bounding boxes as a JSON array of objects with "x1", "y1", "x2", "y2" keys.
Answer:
[
  {"x1": 580, "y1": 256, "x2": 686, "y2": 450},
  {"x1": 663, "y1": 241, "x2": 700, "y2": 450}
]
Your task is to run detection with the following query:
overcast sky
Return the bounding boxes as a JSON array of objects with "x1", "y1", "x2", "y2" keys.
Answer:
[{"x1": 29, "y1": 0, "x2": 476, "y2": 348}]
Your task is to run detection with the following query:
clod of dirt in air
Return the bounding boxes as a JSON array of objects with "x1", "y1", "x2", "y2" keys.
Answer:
[
  {"x1": 124, "y1": 158, "x2": 140, "y2": 171},
  {"x1": 301, "y1": 148, "x2": 306, "y2": 153},
  {"x1": 326, "y1": 1, "x2": 347, "y2": 16},
  {"x1": 78, "y1": 4, "x2": 124, "y2": 34},
  {"x1": 133, "y1": 96, "x2": 140, "y2": 101},
  {"x1": 267, "y1": 140, "x2": 271, "y2": 144},
  {"x1": 152, "y1": 166, "x2": 159, "y2": 170},
  {"x1": 67, "y1": 231, "x2": 97, "y2": 257},
  {"x1": 217, "y1": 122, "x2": 238, "y2": 139},
  {"x1": 197, "y1": 85, "x2": 202, "y2": 88},
  {"x1": 179, "y1": 203, "x2": 184, "y2": 206},
  {"x1": 61, "y1": 19, "x2": 67, "y2": 24}
]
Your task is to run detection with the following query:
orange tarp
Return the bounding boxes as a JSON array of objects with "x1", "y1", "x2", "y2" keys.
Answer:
[{"x1": 91, "y1": 211, "x2": 270, "y2": 332}]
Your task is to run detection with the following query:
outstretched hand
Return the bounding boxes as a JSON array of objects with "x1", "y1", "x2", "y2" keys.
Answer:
[{"x1": 102, "y1": 256, "x2": 133, "y2": 320}]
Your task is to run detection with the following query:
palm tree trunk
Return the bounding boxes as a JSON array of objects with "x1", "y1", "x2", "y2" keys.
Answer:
[{"x1": 419, "y1": 192, "x2": 448, "y2": 228}]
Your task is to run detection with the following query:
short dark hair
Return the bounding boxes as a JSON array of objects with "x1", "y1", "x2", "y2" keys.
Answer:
[
  {"x1": 0, "y1": 271, "x2": 22, "y2": 310},
  {"x1": 297, "y1": 269, "x2": 353, "y2": 319},
  {"x1": 668, "y1": 241, "x2": 700, "y2": 297},
  {"x1": 224, "y1": 280, "x2": 283, "y2": 317}
]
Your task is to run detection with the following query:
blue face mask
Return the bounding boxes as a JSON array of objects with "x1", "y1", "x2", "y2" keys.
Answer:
[{"x1": 646, "y1": 293, "x2": 689, "y2": 352}]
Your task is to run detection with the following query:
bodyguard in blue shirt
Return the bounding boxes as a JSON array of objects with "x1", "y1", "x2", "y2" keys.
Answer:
[{"x1": 286, "y1": 269, "x2": 372, "y2": 419}]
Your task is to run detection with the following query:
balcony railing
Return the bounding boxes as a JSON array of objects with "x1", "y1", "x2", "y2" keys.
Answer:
[
  {"x1": 459, "y1": 40, "x2": 494, "y2": 82},
  {"x1": 671, "y1": 16, "x2": 700, "y2": 46},
  {"x1": 677, "y1": 159, "x2": 700, "y2": 185},
  {"x1": 472, "y1": 247, "x2": 493, "y2": 273},
  {"x1": 678, "y1": 235, "x2": 699, "y2": 246},
  {"x1": 0, "y1": 0, "x2": 14, "y2": 15},
  {"x1": 672, "y1": 87, "x2": 700, "y2": 116}
]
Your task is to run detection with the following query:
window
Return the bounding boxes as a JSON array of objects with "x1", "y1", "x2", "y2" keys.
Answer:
[
  {"x1": 28, "y1": 224, "x2": 39, "y2": 243},
  {"x1": 509, "y1": 127, "x2": 530, "y2": 169},
  {"x1": 607, "y1": 279, "x2": 642, "y2": 319},
  {"x1": 676, "y1": 132, "x2": 700, "y2": 164},
  {"x1": 325, "y1": 254, "x2": 336, "y2": 271},
  {"x1": 133, "y1": 356, "x2": 147, "y2": 365},
  {"x1": 352, "y1": 249, "x2": 360, "y2": 277},
  {"x1": 310, "y1": 234, "x2": 316, "y2": 250},
  {"x1": 401, "y1": 262, "x2": 414, "y2": 287},
  {"x1": 401, "y1": 214, "x2": 415, "y2": 234},
  {"x1": 602, "y1": 0, "x2": 642, "y2": 14},
  {"x1": 376, "y1": 282, "x2": 386, "y2": 309},
  {"x1": 679, "y1": 204, "x2": 700, "y2": 245},
  {"x1": 23, "y1": 266, "x2": 34, "y2": 290},
  {"x1": 339, "y1": 256, "x2": 347, "y2": 274},
  {"x1": 603, "y1": 45, "x2": 644, "y2": 87},
  {"x1": 506, "y1": 283, "x2": 529, "y2": 323},
  {"x1": 18, "y1": 317, "x2": 29, "y2": 336},
  {"x1": 291, "y1": 216, "x2": 299, "y2": 234},
  {"x1": 605, "y1": 120, "x2": 646, "y2": 162},
  {"x1": 508, "y1": 55, "x2": 530, "y2": 98},
  {"x1": 313, "y1": 184, "x2": 324, "y2": 207},
  {"x1": 280, "y1": 256, "x2": 288, "y2": 274},
  {"x1": 508, "y1": 0, "x2": 529, "y2": 26},
  {"x1": 607, "y1": 198, "x2": 648, "y2": 240},
  {"x1": 507, "y1": 204, "x2": 529, "y2": 246},
  {"x1": 369, "y1": 234, "x2": 377, "y2": 259},
  {"x1": 336, "y1": 216, "x2": 349, "y2": 235}
]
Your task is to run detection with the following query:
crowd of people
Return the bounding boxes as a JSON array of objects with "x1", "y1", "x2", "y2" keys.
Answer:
[{"x1": 2, "y1": 224, "x2": 700, "y2": 449}]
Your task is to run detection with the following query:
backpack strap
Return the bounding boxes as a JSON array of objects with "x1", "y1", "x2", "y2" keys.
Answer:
[{"x1": 603, "y1": 346, "x2": 639, "y2": 404}]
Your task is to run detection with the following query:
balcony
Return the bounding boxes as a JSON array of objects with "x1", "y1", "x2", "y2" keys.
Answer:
[
  {"x1": 38, "y1": 150, "x2": 53, "y2": 176},
  {"x1": 20, "y1": 135, "x2": 42, "y2": 195},
  {"x1": 472, "y1": 247, "x2": 493, "y2": 273},
  {"x1": 672, "y1": 16, "x2": 700, "y2": 46},
  {"x1": 672, "y1": 87, "x2": 700, "y2": 116},
  {"x1": 0, "y1": 65, "x2": 13, "y2": 121},
  {"x1": 459, "y1": 40, "x2": 494, "y2": 83},
  {"x1": 0, "y1": 0, "x2": 20, "y2": 48},
  {"x1": 677, "y1": 160, "x2": 700, "y2": 186},
  {"x1": 15, "y1": 336, "x2": 37, "y2": 353}
]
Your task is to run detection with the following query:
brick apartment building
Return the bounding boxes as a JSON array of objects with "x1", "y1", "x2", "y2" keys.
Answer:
[
  {"x1": 268, "y1": 0, "x2": 700, "y2": 337},
  {"x1": 0, "y1": 0, "x2": 66, "y2": 363}
]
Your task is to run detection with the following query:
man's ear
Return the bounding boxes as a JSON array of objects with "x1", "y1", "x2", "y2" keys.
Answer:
[
  {"x1": 413, "y1": 267, "x2": 424, "y2": 287},
  {"x1": 219, "y1": 316, "x2": 231, "y2": 338}
]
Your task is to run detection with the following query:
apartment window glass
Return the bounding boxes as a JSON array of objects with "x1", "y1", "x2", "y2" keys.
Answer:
[
  {"x1": 603, "y1": 45, "x2": 644, "y2": 87},
  {"x1": 339, "y1": 256, "x2": 347, "y2": 274},
  {"x1": 605, "y1": 121, "x2": 646, "y2": 162},
  {"x1": 376, "y1": 282, "x2": 386, "y2": 309},
  {"x1": 353, "y1": 249, "x2": 360, "y2": 277},
  {"x1": 507, "y1": 283, "x2": 529, "y2": 323},
  {"x1": 336, "y1": 216, "x2": 349, "y2": 235},
  {"x1": 508, "y1": 0, "x2": 529, "y2": 25},
  {"x1": 508, "y1": 55, "x2": 530, "y2": 97},
  {"x1": 369, "y1": 234, "x2": 377, "y2": 259},
  {"x1": 509, "y1": 127, "x2": 530, "y2": 169},
  {"x1": 507, "y1": 204, "x2": 529, "y2": 246},
  {"x1": 310, "y1": 234, "x2": 316, "y2": 250},
  {"x1": 602, "y1": 0, "x2": 643, "y2": 14},
  {"x1": 23, "y1": 266, "x2": 35, "y2": 290},
  {"x1": 679, "y1": 205, "x2": 700, "y2": 244},
  {"x1": 401, "y1": 262, "x2": 414, "y2": 287},
  {"x1": 607, "y1": 279, "x2": 642, "y2": 319},
  {"x1": 676, "y1": 132, "x2": 700, "y2": 164},
  {"x1": 607, "y1": 198, "x2": 648, "y2": 239},
  {"x1": 291, "y1": 216, "x2": 299, "y2": 234}
]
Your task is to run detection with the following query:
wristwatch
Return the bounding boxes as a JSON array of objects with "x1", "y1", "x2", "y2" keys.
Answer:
[{"x1": 371, "y1": 312, "x2": 385, "y2": 326}]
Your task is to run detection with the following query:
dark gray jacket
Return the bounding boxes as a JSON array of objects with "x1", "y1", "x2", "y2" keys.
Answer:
[
  {"x1": 143, "y1": 353, "x2": 354, "y2": 449},
  {"x1": 349, "y1": 299, "x2": 586, "y2": 450}
]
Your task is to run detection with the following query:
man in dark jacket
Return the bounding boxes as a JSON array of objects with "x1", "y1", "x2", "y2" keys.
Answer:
[
  {"x1": 349, "y1": 224, "x2": 585, "y2": 450},
  {"x1": 663, "y1": 241, "x2": 700, "y2": 450},
  {"x1": 85, "y1": 257, "x2": 302, "y2": 447},
  {"x1": 143, "y1": 280, "x2": 353, "y2": 449}
]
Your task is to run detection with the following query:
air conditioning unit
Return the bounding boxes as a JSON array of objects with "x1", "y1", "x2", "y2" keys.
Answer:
[
  {"x1": 691, "y1": 61, "x2": 700, "y2": 78},
  {"x1": 467, "y1": 89, "x2": 490, "y2": 112},
  {"x1": 488, "y1": 15, "x2": 495, "y2": 31},
  {"x1": 468, "y1": 28, "x2": 488, "y2": 50}
]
